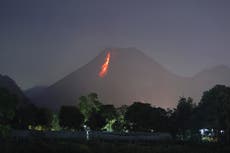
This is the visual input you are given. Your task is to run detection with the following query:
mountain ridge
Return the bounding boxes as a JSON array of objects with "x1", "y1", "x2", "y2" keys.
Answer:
[{"x1": 0, "y1": 74, "x2": 30, "y2": 106}]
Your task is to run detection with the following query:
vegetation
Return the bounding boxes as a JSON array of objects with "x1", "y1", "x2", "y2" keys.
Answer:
[
  {"x1": 196, "y1": 85, "x2": 230, "y2": 143},
  {"x1": 13, "y1": 104, "x2": 38, "y2": 129},
  {"x1": 125, "y1": 102, "x2": 169, "y2": 132},
  {"x1": 0, "y1": 88, "x2": 17, "y2": 122},
  {"x1": 59, "y1": 106, "x2": 84, "y2": 130},
  {"x1": 0, "y1": 88, "x2": 17, "y2": 137},
  {"x1": 112, "y1": 105, "x2": 128, "y2": 132},
  {"x1": 35, "y1": 107, "x2": 53, "y2": 129},
  {"x1": 1, "y1": 84, "x2": 230, "y2": 145},
  {"x1": 173, "y1": 97, "x2": 197, "y2": 140},
  {"x1": 78, "y1": 93, "x2": 102, "y2": 121},
  {"x1": 1, "y1": 141, "x2": 230, "y2": 153},
  {"x1": 87, "y1": 111, "x2": 106, "y2": 130}
]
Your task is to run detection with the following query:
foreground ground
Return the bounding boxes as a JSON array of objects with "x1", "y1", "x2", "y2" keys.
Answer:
[{"x1": 0, "y1": 140, "x2": 230, "y2": 153}]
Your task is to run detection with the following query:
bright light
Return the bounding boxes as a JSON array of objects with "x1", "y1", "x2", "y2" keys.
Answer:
[{"x1": 99, "y1": 52, "x2": 111, "y2": 78}]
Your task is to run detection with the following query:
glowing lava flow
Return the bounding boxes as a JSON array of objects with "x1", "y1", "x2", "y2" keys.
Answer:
[{"x1": 99, "y1": 52, "x2": 111, "y2": 78}]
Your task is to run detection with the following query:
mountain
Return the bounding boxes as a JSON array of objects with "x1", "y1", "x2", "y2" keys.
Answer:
[
  {"x1": 186, "y1": 65, "x2": 230, "y2": 102},
  {"x1": 0, "y1": 74, "x2": 29, "y2": 106},
  {"x1": 31, "y1": 48, "x2": 230, "y2": 110},
  {"x1": 24, "y1": 86, "x2": 47, "y2": 99}
]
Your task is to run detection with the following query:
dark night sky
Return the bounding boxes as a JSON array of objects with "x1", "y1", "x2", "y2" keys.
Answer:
[{"x1": 0, "y1": 0, "x2": 230, "y2": 89}]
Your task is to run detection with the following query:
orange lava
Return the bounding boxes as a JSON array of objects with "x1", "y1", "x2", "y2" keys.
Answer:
[{"x1": 99, "y1": 52, "x2": 111, "y2": 78}]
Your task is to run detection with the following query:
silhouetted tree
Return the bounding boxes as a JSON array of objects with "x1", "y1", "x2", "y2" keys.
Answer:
[
  {"x1": 35, "y1": 107, "x2": 53, "y2": 129},
  {"x1": 166, "y1": 108, "x2": 178, "y2": 138},
  {"x1": 0, "y1": 88, "x2": 18, "y2": 124},
  {"x1": 12, "y1": 104, "x2": 37, "y2": 129},
  {"x1": 197, "y1": 85, "x2": 230, "y2": 143},
  {"x1": 59, "y1": 106, "x2": 84, "y2": 130},
  {"x1": 174, "y1": 97, "x2": 196, "y2": 140},
  {"x1": 125, "y1": 102, "x2": 154, "y2": 131},
  {"x1": 0, "y1": 88, "x2": 18, "y2": 137},
  {"x1": 149, "y1": 107, "x2": 168, "y2": 132},
  {"x1": 87, "y1": 111, "x2": 106, "y2": 131},
  {"x1": 100, "y1": 104, "x2": 117, "y2": 121}
]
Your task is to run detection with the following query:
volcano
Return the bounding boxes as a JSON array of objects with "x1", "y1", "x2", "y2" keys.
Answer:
[{"x1": 31, "y1": 48, "x2": 230, "y2": 110}]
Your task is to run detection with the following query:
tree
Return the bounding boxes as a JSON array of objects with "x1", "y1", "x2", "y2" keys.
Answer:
[
  {"x1": 12, "y1": 104, "x2": 37, "y2": 129},
  {"x1": 100, "y1": 104, "x2": 117, "y2": 121},
  {"x1": 166, "y1": 108, "x2": 178, "y2": 138},
  {"x1": 88, "y1": 93, "x2": 101, "y2": 110},
  {"x1": 125, "y1": 102, "x2": 154, "y2": 131},
  {"x1": 78, "y1": 93, "x2": 102, "y2": 121},
  {"x1": 87, "y1": 111, "x2": 106, "y2": 131},
  {"x1": 174, "y1": 97, "x2": 196, "y2": 140},
  {"x1": 197, "y1": 85, "x2": 230, "y2": 143},
  {"x1": 78, "y1": 96, "x2": 91, "y2": 120},
  {"x1": 0, "y1": 88, "x2": 18, "y2": 137},
  {"x1": 51, "y1": 113, "x2": 61, "y2": 131},
  {"x1": 0, "y1": 88, "x2": 18, "y2": 124},
  {"x1": 14, "y1": 106, "x2": 53, "y2": 131},
  {"x1": 99, "y1": 104, "x2": 117, "y2": 131},
  {"x1": 35, "y1": 107, "x2": 53, "y2": 129},
  {"x1": 149, "y1": 107, "x2": 168, "y2": 132},
  {"x1": 59, "y1": 106, "x2": 84, "y2": 130},
  {"x1": 125, "y1": 102, "x2": 169, "y2": 132},
  {"x1": 112, "y1": 105, "x2": 128, "y2": 132}
]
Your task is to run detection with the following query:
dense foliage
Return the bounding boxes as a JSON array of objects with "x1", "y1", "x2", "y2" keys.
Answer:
[
  {"x1": 59, "y1": 106, "x2": 84, "y2": 130},
  {"x1": 1, "y1": 85, "x2": 230, "y2": 144}
]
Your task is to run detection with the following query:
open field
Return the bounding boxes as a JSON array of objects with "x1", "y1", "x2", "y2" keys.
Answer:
[
  {"x1": 0, "y1": 130, "x2": 227, "y2": 153},
  {"x1": 0, "y1": 140, "x2": 230, "y2": 153},
  {"x1": 10, "y1": 130, "x2": 172, "y2": 143}
]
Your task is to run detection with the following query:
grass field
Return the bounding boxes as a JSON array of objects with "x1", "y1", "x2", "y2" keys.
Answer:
[{"x1": 0, "y1": 140, "x2": 230, "y2": 153}]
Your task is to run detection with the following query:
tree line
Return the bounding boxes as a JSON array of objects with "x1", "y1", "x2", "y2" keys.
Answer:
[{"x1": 0, "y1": 85, "x2": 230, "y2": 143}]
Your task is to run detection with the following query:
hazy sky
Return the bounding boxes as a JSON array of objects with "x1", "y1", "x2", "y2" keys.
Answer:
[{"x1": 1, "y1": 0, "x2": 230, "y2": 89}]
